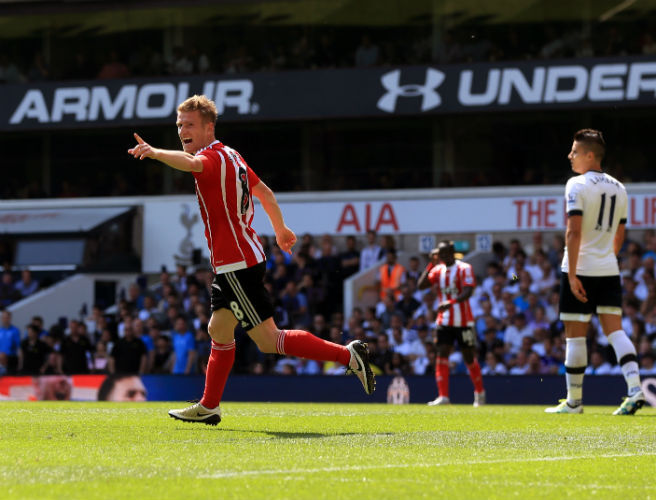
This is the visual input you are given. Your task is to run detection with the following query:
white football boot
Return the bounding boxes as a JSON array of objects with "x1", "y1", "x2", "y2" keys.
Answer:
[
  {"x1": 345, "y1": 340, "x2": 376, "y2": 395},
  {"x1": 473, "y1": 391, "x2": 486, "y2": 407},
  {"x1": 169, "y1": 402, "x2": 221, "y2": 425},
  {"x1": 427, "y1": 396, "x2": 451, "y2": 406},
  {"x1": 612, "y1": 390, "x2": 646, "y2": 415},
  {"x1": 544, "y1": 399, "x2": 583, "y2": 414}
]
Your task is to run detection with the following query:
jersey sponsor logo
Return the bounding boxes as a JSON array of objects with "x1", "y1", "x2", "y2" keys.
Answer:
[{"x1": 377, "y1": 69, "x2": 445, "y2": 113}]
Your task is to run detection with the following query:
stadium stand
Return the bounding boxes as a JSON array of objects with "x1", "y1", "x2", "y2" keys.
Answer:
[
  {"x1": 2, "y1": 1, "x2": 656, "y2": 200},
  {"x1": 2, "y1": 230, "x2": 655, "y2": 380}
]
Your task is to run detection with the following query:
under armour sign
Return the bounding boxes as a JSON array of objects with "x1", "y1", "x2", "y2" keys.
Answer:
[
  {"x1": 377, "y1": 69, "x2": 445, "y2": 113},
  {"x1": 2, "y1": 56, "x2": 656, "y2": 130}
]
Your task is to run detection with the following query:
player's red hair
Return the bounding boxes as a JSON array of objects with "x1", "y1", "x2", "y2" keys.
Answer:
[{"x1": 178, "y1": 94, "x2": 218, "y2": 124}]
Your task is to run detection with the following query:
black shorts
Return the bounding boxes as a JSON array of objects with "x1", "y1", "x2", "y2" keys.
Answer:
[
  {"x1": 559, "y1": 273, "x2": 622, "y2": 321},
  {"x1": 436, "y1": 326, "x2": 477, "y2": 348},
  {"x1": 211, "y1": 262, "x2": 274, "y2": 330}
]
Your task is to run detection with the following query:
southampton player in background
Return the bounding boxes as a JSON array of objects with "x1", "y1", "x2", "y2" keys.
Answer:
[
  {"x1": 128, "y1": 95, "x2": 374, "y2": 425},
  {"x1": 546, "y1": 129, "x2": 645, "y2": 415},
  {"x1": 418, "y1": 241, "x2": 486, "y2": 407}
]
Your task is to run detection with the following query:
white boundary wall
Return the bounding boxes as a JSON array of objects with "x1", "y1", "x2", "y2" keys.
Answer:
[
  {"x1": 8, "y1": 273, "x2": 138, "y2": 331},
  {"x1": 2, "y1": 184, "x2": 655, "y2": 273}
]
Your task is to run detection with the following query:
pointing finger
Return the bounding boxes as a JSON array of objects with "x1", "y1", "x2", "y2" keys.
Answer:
[{"x1": 134, "y1": 133, "x2": 145, "y2": 144}]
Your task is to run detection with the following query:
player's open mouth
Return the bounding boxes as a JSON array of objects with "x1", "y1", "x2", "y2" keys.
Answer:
[{"x1": 182, "y1": 138, "x2": 192, "y2": 145}]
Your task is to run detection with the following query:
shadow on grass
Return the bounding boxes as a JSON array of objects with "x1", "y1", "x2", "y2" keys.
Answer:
[{"x1": 174, "y1": 427, "x2": 394, "y2": 439}]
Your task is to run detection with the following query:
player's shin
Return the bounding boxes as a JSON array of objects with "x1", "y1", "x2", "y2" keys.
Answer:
[
  {"x1": 435, "y1": 357, "x2": 450, "y2": 398},
  {"x1": 200, "y1": 340, "x2": 236, "y2": 409},
  {"x1": 466, "y1": 359, "x2": 484, "y2": 394},
  {"x1": 607, "y1": 330, "x2": 641, "y2": 396},
  {"x1": 277, "y1": 329, "x2": 351, "y2": 365},
  {"x1": 565, "y1": 337, "x2": 587, "y2": 407}
]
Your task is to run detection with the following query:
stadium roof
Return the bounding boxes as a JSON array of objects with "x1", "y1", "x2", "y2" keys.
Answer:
[{"x1": 1, "y1": 0, "x2": 655, "y2": 38}]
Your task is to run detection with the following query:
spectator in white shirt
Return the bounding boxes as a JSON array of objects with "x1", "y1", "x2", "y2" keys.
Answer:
[
  {"x1": 531, "y1": 258, "x2": 557, "y2": 295},
  {"x1": 14, "y1": 269, "x2": 39, "y2": 297},
  {"x1": 639, "y1": 351, "x2": 656, "y2": 375},
  {"x1": 585, "y1": 350, "x2": 613, "y2": 375},
  {"x1": 480, "y1": 262, "x2": 502, "y2": 296},
  {"x1": 503, "y1": 312, "x2": 534, "y2": 356},
  {"x1": 482, "y1": 352, "x2": 508, "y2": 375},
  {"x1": 359, "y1": 230, "x2": 384, "y2": 271},
  {"x1": 509, "y1": 350, "x2": 530, "y2": 375}
]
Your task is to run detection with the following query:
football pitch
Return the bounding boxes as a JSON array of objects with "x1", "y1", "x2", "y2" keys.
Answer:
[{"x1": 1, "y1": 402, "x2": 654, "y2": 500}]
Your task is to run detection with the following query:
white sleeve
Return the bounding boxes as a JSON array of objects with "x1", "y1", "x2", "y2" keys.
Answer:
[
  {"x1": 619, "y1": 187, "x2": 628, "y2": 223},
  {"x1": 565, "y1": 178, "x2": 584, "y2": 216}
]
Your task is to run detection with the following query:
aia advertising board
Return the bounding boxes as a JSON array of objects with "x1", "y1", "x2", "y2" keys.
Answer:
[{"x1": 142, "y1": 187, "x2": 656, "y2": 272}]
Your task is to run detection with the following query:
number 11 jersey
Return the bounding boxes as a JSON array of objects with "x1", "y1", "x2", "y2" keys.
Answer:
[{"x1": 561, "y1": 170, "x2": 627, "y2": 276}]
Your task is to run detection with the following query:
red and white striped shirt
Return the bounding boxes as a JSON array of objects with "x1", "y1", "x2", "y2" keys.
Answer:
[
  {"x1": 193, "y1": 140, "x2": 266, "y2": 274},
  {"x1": 427, "y1": 260, "x2": 476, "y2": 327}
]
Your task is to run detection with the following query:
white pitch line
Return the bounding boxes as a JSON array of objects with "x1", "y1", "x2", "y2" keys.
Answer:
[
  {"x1": 486, "y1": 480, "x2": 623, "y2": 490},
  {"x1": 201, "y1": 452, "x2": 656, "y2": 479}
]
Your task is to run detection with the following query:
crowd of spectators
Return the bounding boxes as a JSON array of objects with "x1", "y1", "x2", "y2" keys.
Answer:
[
  {"x1": 2, "y1": 230, "x2": 655, "y2": 381},
  {"x1": 2, "y1": 21, "x2": 656, "y2": 84},
  {"x1": 0, "y1": 269, "x2": 41, "y2": 307}
]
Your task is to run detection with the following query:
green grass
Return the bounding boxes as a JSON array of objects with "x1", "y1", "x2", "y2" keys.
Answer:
[{"x1": 1, "y1": 403, "x2": 655, "y2": 500}]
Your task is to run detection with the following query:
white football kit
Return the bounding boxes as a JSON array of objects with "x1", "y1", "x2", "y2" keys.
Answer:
[{"x1": 561, "y1": 170, "x2": 627, "y2": 277}]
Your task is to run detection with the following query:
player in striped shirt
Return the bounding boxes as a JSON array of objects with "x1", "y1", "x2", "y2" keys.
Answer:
[
  {"x1": 129, "y1": 95, "x2": 375, "y2": 425},
  {"x1": 418, "y1": 241, "x2": 486, "y2": 407}
]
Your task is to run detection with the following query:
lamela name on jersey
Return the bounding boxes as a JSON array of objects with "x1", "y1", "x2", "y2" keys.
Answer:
[{"x1": 562, "y1": 171, "x2": 628, "y2": 277}]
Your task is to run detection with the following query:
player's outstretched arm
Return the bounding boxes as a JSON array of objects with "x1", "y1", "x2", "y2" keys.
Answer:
[
  {"x1": 252, "y1": 180, "x2": 296, "y2": 254},
  {"x1": 417, "y1": 249, "x2": 439, "y2": 290},
  {"x1": 127, "y1": 133, "x2": 203, "y2": 172},
  {"x1": 417, "y1": 267, "x2": 432, "y2": 290}
]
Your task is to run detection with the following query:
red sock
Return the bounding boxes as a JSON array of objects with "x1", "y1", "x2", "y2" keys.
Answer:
[
  {"x1": 467, "y1": 359, "x2": 484, "y2": 394},
  {"x1": 435, "y1": 357, "x2": 450, "y2": 398},
  {"x1": 200, "y1": 341, "x2": 235, "y2": 409},
  {"x1": 277, "y1": 330, "x2": 351, "y2": 366}
]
